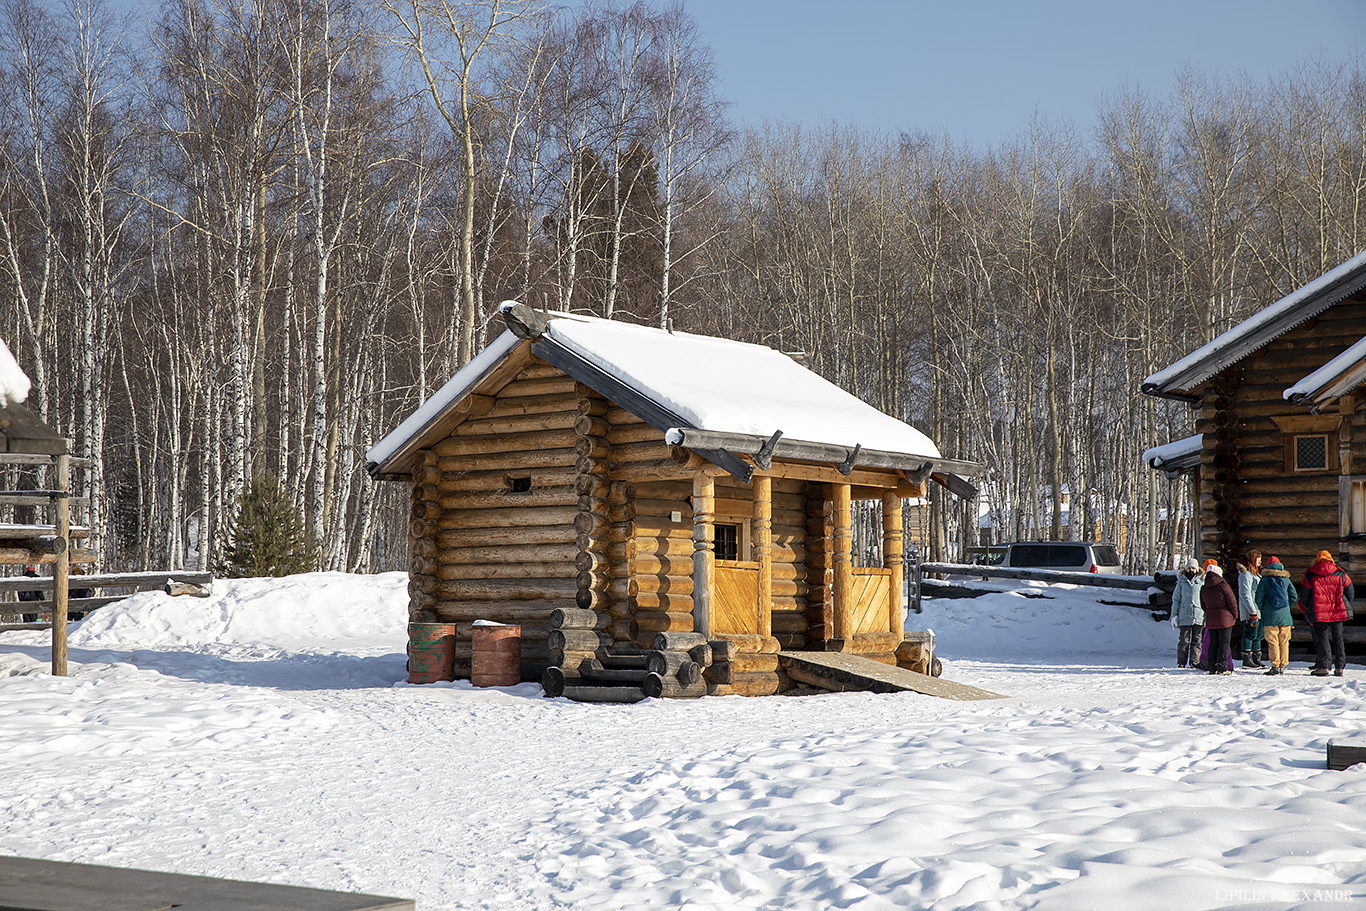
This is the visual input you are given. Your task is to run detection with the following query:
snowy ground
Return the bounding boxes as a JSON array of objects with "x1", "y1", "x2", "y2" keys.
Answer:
[{"x1": 2, "y1": 572, "x2": 1364, "y2": 911}]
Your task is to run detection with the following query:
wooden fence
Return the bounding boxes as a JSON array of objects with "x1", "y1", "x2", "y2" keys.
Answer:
[
  {"x1": 0, "y1": 571, "x2": 213, "y2": 629},
  {"x1": 1, "y1": 452, "x2": 211, "y2": 673},
  {"x1": 913, "y1": 561, "x2": 1175, "y2": 617}
]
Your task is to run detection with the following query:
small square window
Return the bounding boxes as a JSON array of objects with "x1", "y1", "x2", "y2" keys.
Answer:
[
  {"x1": 715, "y1": 523, "x2": 740, "y2": 560},
  {"x1": 507, "y1": 476, "x2": 533, "y2": 493},
  {"x1": 1295, "y1": 435, "x2": 1328, "y2": 471}
]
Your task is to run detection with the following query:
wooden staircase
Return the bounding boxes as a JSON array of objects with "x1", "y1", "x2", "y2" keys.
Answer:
[{"x1": 542, "y1": 650, "x2": 649, "y2": 703}]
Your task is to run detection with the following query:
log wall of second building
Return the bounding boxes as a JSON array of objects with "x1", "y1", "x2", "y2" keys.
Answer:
[
  {"x1": 1202, "y1": 302, "x2": 1366, "y2": 574},
  {"x1": 408, "y1": 360, "x2": 580, "y2": 678}
]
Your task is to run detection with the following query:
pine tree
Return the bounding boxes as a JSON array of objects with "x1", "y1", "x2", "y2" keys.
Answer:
[{"x1": 217, "y1": 473, "x2": 319, "y2": 578}]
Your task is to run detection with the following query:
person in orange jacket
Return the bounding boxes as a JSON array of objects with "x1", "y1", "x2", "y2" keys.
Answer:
[{"x1": 1300, "y1": 550, "x2": 1353, "y2": 677}]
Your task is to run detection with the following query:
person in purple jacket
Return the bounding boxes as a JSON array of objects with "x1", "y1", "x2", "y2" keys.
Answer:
[{"x1": 1200, "y1": 562, "x2": 1238, "y2": 675}]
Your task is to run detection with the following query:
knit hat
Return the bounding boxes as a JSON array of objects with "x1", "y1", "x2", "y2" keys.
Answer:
[
  {"x1": 1185, "y1": 557, "x2": 1199, "y2": 570},
  {"x1": 1267, "y1": 556, "x2": 1282, "y2": 566},
  {"x1": 1316, "y1": 550, "x2": 1334, "y2": 564}
]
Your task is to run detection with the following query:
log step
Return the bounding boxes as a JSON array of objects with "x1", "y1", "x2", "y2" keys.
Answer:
[
  {"x1": 597, "y1": 653, "x2": 649, "y2": 670},
  {"x1": 580, "y1": 660, "x2": 649, "y2": 684},
  {"x1": 561, "y1": 685, "x2": 647, "y2": 704}
]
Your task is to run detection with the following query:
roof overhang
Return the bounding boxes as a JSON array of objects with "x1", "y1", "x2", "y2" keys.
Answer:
[
  {"x1": 1283, "y1": 334, "x2": 1366, "y2": 413},
  {"x1": 1142, "y1": 434, "x2": 1201, "y2": 478},
  {"x1": 664, "y1": 427, "x2": 981, "y2": 497},
  {"x1": 0, "y1": 403, "x2": 67, "y2": 455},
  {"x1": 1141, "y1": 248, "x2": 1366, "y2": 400}
]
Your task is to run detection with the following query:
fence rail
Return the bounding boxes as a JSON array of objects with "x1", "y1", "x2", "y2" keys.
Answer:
[
  {"x1": 913, "y1": 562, "x2": 1173, "y2": 615},
  {"x1": 0, "y1": 572, "x2": 213, "y2": 631}
]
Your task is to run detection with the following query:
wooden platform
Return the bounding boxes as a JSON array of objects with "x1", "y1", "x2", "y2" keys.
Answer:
[
  {"x1": 779, "y1": 651, "x2": 1005, "y2": 701},
  {"x1": 0, "y1": 856, "x2": 413, "y2": 911}
]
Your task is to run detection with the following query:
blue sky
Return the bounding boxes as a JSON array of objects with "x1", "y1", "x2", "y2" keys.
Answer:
[{"x1": 684, "y1": 0, "x2": 1366, "y2": 150}]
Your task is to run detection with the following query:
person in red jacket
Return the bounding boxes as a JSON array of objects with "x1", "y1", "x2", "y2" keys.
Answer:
[
  {"x1": 1200, "y1": 562, "x2": 1239, "y2": 675},
  {"x1": 1301, "y1": 550, "x2": 1353, "y2": 677}
]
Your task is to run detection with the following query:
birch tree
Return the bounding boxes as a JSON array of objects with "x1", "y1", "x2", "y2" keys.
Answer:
[{"x1": 384, "y1": 0, "x2": 544, "y2": 365}]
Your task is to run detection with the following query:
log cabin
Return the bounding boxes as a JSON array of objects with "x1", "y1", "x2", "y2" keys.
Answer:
[
  {"x1": 367, "y1": 303, "x2": 981, "y2": 698},
  {"x1": 1142, "y1": 248, "x2": 1366, "y2": 579}
]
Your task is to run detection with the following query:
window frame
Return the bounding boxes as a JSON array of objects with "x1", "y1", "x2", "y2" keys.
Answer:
[
  {"x1": 1292, "y1": 434, "x2": 1330, "y2": 472},
  {"x1": 1271, "y1": 414, "x2": 1341, "y2": 474}
]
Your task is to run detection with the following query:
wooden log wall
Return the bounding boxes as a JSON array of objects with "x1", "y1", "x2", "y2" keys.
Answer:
[
  {"x1": 1202, "y1": 304, "x2": 1366, "y2": 576},
  {"x1": 804, "y1": 484, "x2": 832, "y2": 647},
  {"x1": 1200, "y1": 373, "x2": 1242, "y2": 568},
  {"x1": 408, "y1": 361, "x2": 580, "y2": 678}
]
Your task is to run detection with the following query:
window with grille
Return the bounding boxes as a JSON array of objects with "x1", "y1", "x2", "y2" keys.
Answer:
[
  {"x1": 714, "y1": 523, "x2": 740, "y2": 560},
  {"x1": 1294, "y1": 435, "x2": 1329, "y2": 471}
]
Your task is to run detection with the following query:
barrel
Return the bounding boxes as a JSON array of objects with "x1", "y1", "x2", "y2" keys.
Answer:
[
  {"x1": 471, "y1": 622, "x2": 522, "y2": 687},
  {"x1": 407, "y1": 622, "x2": 457, "y2": 684}
]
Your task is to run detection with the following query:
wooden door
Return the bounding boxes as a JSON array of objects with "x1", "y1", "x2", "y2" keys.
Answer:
[
  {"x1": 849, "y1": 568, "x2": 892, "y2": 634},
  {"x1": 714, "y1": 562, "x2": 760, "y2": 635}
]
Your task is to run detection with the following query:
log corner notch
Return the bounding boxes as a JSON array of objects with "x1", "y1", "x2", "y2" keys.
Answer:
[{"x1": 499, "y1": 301, "x2": 548, "y2": 340}]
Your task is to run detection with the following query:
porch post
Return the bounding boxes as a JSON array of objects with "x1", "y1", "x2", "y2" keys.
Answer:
[
  {"x1": 832, "y1": 481, "x2": 853, "y2": 644},
  {"x1": 51, "y1": 453, "x2": 70, "y2": 677},
  {"x1": 692, "y1": 473, "x2": 715, "y2": 639},
  {"x1": 882, "y1": 490, "x2": 904, "y2": 635},
  {"x1": 755, "y1": 475, "x2": 772, "y2": 640}
]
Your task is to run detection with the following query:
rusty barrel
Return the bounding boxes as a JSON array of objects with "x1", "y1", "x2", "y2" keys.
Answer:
[
  {"x1": 470, "y1": 622, "x2": 522, "y2": 687},
  {"x1": 407, "y1": 622, "x2": 457, "y2": 684}
]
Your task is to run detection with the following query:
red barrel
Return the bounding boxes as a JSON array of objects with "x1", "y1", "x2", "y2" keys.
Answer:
[
  {"x1": 471, "y1": 623, "x2": 522, "y2": 687},
  {"x1": 407, "y1": 622, "x2": 457, "y2": 684}
]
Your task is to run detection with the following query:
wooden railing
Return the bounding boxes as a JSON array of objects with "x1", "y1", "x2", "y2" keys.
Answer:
[
  {"x1": 0, "y1": 571, "x2": 213, "y2": 630},
  {"x1": 1, "y1": 453, "x2": 211, "y2": 673},
  {"x1": 912, "y1": 561, "x2": 1174, "y2": 616},
  {"x1": 0, "y1": 452, "x2": 83, "y2": 673}
]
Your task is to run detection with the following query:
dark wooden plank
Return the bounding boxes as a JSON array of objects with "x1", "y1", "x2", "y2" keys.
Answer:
[
  {"x1": 0, "y1": 856, "x2": 412, "y2": 911},
  {"x1": 779, "y1": 651, "x2": 1004, "y2": 700},
  {"x1": 1327, "y1": 740, "x2": 1366, "y2": 771}
]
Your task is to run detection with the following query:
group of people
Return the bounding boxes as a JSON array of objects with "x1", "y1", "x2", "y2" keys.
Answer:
[
  {"x1": 16, "y1": 564, "x2": 93, "y2": 623},
  {"x1": 1171, "y1": 549, "x2": 1353, "y2": 676}
]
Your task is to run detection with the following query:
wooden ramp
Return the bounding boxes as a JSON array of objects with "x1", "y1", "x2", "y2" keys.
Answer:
[
  {"x1": 779, "y1": 651, "x2": 1004, "y2": 701},
  {"x1": 0, "y1": 856, "x2": 413, "y2": 911}
]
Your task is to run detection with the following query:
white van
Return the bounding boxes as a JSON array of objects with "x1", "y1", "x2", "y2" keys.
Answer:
[{"x1": 1003, "y1": 541, "x2": 1123, "y2": 574}]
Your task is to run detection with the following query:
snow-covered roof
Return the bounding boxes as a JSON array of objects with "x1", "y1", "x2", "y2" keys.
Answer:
[
  {"x1": 544, "y1": 311, "x2": 940, "y2": 459},
  {"x1": 365, "y1": 331, "x2": 520, "y2": 470},
  {"x1": 1282, "y1": 334, "x2": 1366, "y2": 410},
  {"x1": 1142, "y1": 248, "x2": 1366, "y2": 399},
  {"x1": 0, "y1": 338, "x2": 31, "y2": 408},
  {"x1": 367, "y1": 304, "x2": 974, "y2": 487},
  {"x1": 1142, "y1": 434, "x2": 1202, "y2": 475}
]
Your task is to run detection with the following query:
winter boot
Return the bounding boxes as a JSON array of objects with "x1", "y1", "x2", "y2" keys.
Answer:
[
  {"x1": 1249, "y1": 651, "x2": 1264, "y2": 668},
  {"x1": 1242, "y1": 651, "x2": 1256, "y2": 668}
]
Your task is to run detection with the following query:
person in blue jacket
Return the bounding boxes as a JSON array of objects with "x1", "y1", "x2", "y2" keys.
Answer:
[
  {"x1": 1255, "y1": 556, "x2": 1295, "y2": 676},
  {"x1": 1171, "y1": 557, "x2": 1204, "y2": 669},
  {"x1": 1236, "y1": 551, "x2": 1264, "y2": 668}
]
